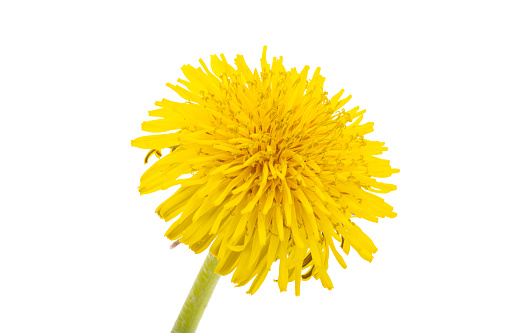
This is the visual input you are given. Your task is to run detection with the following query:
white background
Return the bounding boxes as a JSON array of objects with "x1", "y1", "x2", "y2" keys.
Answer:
[{"x1": 1, "y1": 1, "x2": 516, "y2": 332}]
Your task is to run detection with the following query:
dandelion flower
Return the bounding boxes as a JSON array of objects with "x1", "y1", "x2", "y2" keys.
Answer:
[{"x1": 132, "y1": 46, "x2": 398, "y2": 296}]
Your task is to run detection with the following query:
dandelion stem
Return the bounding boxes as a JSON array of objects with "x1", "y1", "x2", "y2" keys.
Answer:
[{"x1": 171, "y1": 253, "x2": 220, "y2": 333}]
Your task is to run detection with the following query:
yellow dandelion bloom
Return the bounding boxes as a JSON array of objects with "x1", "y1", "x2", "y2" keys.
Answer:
[{"x1": 132, "y1": 46, "x2": 398, "y2": 296}]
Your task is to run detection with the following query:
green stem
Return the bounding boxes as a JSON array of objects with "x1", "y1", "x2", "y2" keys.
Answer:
[{"x1": 171, "y1": 253, "x2": 220, "y2": 333}]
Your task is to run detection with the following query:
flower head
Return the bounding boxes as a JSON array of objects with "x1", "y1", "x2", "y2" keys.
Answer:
[{"x1": 132, "y1": 47, "x2": 398, "y2": 295}]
